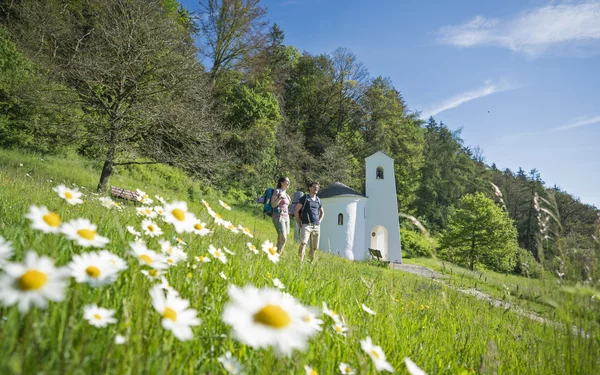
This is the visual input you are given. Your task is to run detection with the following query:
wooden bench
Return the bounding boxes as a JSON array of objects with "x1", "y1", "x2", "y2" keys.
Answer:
[
  {"x1": 110, "y1": 186, "x2": 141, "y2": 202},
  {"x1": 368, "y1": 248, "x2": 390, "y2": 265}
]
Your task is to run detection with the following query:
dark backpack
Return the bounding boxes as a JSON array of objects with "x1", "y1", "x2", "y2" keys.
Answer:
[{"x1": 262, "y1": 188, "x2": 275, "y2": 217}]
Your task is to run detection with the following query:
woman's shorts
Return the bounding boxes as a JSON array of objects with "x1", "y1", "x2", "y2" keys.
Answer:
[{"x1": 272, "y1": 216, "x2": 290, "y2": 237}]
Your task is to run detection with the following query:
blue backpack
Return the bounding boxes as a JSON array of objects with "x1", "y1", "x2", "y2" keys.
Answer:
[{"x1": 262, "y1": 188, "x2": 275, "y2": 217}]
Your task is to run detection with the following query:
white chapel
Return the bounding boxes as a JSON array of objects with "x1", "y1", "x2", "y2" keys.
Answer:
[{"x1": 317, "y1": 151, "x2": 402, "y2": 262}]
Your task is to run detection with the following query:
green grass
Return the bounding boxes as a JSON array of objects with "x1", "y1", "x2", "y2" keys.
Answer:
[{"x1": 1, "y1": 149, "x2": 599, "y2": 374}]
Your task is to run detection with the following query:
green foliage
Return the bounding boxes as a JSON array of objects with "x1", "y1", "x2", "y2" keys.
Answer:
[
  {"x1": 0, "y1": 30, "x2": 83, "y2": 153},
  {"x1": 514, "y1": 247, "x2": 543, "y2": 279},
  {"x1": 400, "y1": 228, "x2": 435, "y2": 258},
  {"x1": 439, "y1": 192, "x2": 519, "y2": 272}
]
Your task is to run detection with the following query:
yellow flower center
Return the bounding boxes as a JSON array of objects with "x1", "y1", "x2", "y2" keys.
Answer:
[
  {"x1": 65, "y1": 191, "x2": 73, "y2": 199},
  {"x1": 310, "y1": 370, "x2": 318, "y2": 375},
  {"x1": 253, "y1": 304, "x2": 291, "y2": 328},
  {"x1": 139, "y1": 254, "x2": 153, "y2": 264},
  {"x1": 167, "y1": 259, "x2": 174, "y2": 263},
  {"x1": 304, "y1": 315, "x2": 311, "y2": 322},
  {"x1": 43, "y1": 212, "x2": 61, "y2": 227},
  {"x1": 94, "y1": 314, "x2": 102, "y2": 320},
  {"x1": 163, "y1": 307, "x2": 177, "y2": 321},
  {"x1": 371, "y1": 350, "x2": 380, "y2": 360},
  {"x1": 335, "y1": 325, "x2": 343, "y2": 332},
  {"x1": 17, "y1": 270, "x2": 47, "y2": 290},
  {"x1": 215, "y1": 213, "x2": 222, "y2": 219},
  {"x1": 171, "y1": 209, "x2": 185, "y2": 221},
  {"x1": 148, "y1": 225, "x2": 155, "y2": 232},
  {"x1": 199, "y1": 256, "x2": 206, "y2": 261},
  {"x1": 77, "y1": 229, "x2": 96, "y2": 240},
  {"x1": 344, "y1": 368, "x2": 352, "y2": 373},
  {"x1": 194, "y1": 223, "x2": 203, "y2": 230},
  {"x1": 85, "y1": 266, "x2": 101, "y2": 278},
  {"x1": 228, "y1": 225, "x2": 235, "y2": 229},
  {"x1": 268, "y1": 247, "x2": 277, "y2": 255},
  {"x1": 215, "y1": 250, "x2": 222, "y2": 257},
  {"x1": 149, "y1": 269, "x2": 158, "y2": 277}
]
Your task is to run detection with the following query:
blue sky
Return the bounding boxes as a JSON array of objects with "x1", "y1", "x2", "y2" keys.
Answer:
[{"x1": 181, "y1": 0, "x2": 600, "y2": 208}]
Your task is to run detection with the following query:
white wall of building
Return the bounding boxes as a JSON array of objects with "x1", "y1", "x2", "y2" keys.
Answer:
[
  {"x1": 320, "y1": 197, "x2": 368, "y2": 260},
  {"x1": 365, "y1": 152, "x2": 402, "y2": 262}
]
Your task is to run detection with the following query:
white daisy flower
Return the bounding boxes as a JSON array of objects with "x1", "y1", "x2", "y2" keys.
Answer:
[
  {"x1": 404, "y1": 358, "x2": 427, "y2": 375},
  {"x1": 83, "y1": 304, "x2": 117, "y2": 327},
  {"x1": 129, "y1": 242, "x2": 167, "y2": 269},
  {"x1": 219, "y1": 200, "x2": 232, "y2": 210},
  {"x1": 136, "y1": 206, "x2": 157, "y2": 218},
  {"x1": 332, "y1": 322, "x2": 348, "y2": 336},
  {"x1": 115, "y1": 334, "x2": 126, "y2": 344},
  {"x1": 0, "y1": 236, "x2": 14, "y2": 268},
  {"x1": 206, "y1": 207, "x2": 224, "y2": 225},
  {"x1": 165, "y1": 247, "x2": 187, "y2": 266},
  {"x1": 158, "y1": 276, "x2": 179, "y2": 295},
  {"x1": 149, "y1": 284, "x2": 200, "y2": 341},
  {"x1": 69, "y1": 251, "x2": 119, "y2": 287},
  {"x1": 155, "y1": 195, "x2": 166, "y2": 204},
  {"x1": 61, "y1": 218, "x2": 110, "y2": 248},
  {"x1": 0, "y1": 251, "x2": 70, "y2": 313},
  {"x1": 299, "y1": 308, "x2": 324, "y2": 333},
  {"x1": 141, "y1": 219, "x2": 163, "y2": 237},
  {"x1": 208, "y1": 245, "x2": 227, "y2": 264},
  {"x1": 222, "y1": 285, "x2": 317, "y2": 356},
  {"x1": 362, "y1": 303, "x2": 376, "y2": 315},
  {"x1": 141, "y1": 268, "x2": 166, "y2": 280},
  {"x1": 238, "y1": 225, "x2": 254, "y2": 238},
  {"x1": 191, "y1": 220, "x2": 211, "y2": 237},
  {"x1": 153, "y1": 206, "x2": 164, "y2": 216},
  {"x1": 135, "y1": 189, "x2": 154, "y2": 205},
  {"x1": 195, "y1": 255, "x2": 211, "y2": 263},
  {"x1": 98, "y1": 250, "x2": 128, "y2": 272},
  {"x1": 272, "y1": 278, "x2": 285, "y2": 289},
  {"x1": 201, "y1": 199, "x2": 210, "y2": 208},
  {"x1": 360, "y1": 336, "x2": 394, "y2": 373},
  {"x1": 159, "y1": 239, "x2": 178, "y2": 255},
  {"x1": 225, "y1": 222, "x2": 240, "y2": 234},
  {"x1": 261, "y1": 240, "x2": 279, "y2": 263},
  {"x1": 322, "y1": 302, "x2": 341, "y2": 324},
  {"x1": 223, "y1": 247, "x2": 235, "y2": 255},
  {"x1": 304, "y1": 365, "x2": 319, "y2": 375},
  {"x1": 127, "y1": 226, "x2": 141, "y2": 236},
  {"x1": 25, "y1": 205, "x2": 62, "y2": 233},
  {"x1": 217, "y1": 351, "x2": 243, "y2": 374},
  {"x1": 175, "y1": 237, "x2": 186, "y2": 246},
  {"x1": 339, "y1": 363, "x2": 355, "y2": 374},
  {"x1": 246, "y1": 243, "x2": 259, "y2": 254},
  {"x1": 219, "y1": 271, "x2": 228, "y2": 280},
  {"x1": 163, "y1": 201, "x2": 196, "y2": 233},
  {"x1": 53, "y1": 184, "x2": 84, "y2": 205},
  {"x1": 98, "y1": 197, "x2": 117, "y2": 209}
]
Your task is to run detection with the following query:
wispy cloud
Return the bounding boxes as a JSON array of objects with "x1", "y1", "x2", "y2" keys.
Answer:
[
  {"x1": 421, "y1": 80, "x2": 517, "y2": 119},
  {"x1": 501, "y1": 115, "x2": 600, "y2": 142},
  {"x1": 438, "y1": 2, "x2": 600, "y2": 57},
  {"x1": 551, "y1": 115, "x2": 600, "y2": 131}
]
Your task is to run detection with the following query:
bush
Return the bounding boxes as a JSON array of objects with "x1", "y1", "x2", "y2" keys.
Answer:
[
  {"x1": 401, "y1": 228, "x2": 435, "y2": 258},
  {"x1": 514, "y1": 247, "x2": 542, "y2": 278}
]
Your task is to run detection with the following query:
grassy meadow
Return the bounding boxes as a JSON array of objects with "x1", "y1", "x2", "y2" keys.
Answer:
[{"x1": 0, "y1": 149, "x2": 598, "y2": 374}]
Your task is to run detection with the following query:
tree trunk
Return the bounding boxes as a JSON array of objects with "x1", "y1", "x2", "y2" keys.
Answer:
[
  {"x1": 97, "y1": 128, "x2": 118, "y2": 192},
  {"x1": 470, "y1": 229, "x2": 476, "y2": 270}
]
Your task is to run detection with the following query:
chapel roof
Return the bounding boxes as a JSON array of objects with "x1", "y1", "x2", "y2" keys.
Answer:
[{"x1": 318, "y1": 182, "x2": 366, "y2": 199}]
